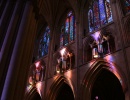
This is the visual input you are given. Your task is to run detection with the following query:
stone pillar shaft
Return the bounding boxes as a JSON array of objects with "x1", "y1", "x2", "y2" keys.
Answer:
[{"x1": 1, "y1": 1, "x2": 35, "y2": 100}]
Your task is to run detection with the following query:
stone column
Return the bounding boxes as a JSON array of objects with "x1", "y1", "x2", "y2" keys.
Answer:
[
  {"x1": 1, "y1": 1, "x2": 36, "y2": 100},
  {"x1": 45, "y1": 27, "x2": 55, "y2": 78},
  {"x1": 75, "y1": 8, "x2": 84, "y2": 100},
  {"x1": 0, "y1": 1, "x2": 24, "y2": 96}
]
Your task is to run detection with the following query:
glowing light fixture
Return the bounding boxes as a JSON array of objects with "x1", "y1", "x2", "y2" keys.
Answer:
[
  {"x1": 35, "y1": 61, "x2": 40, "y2": 68},
  {"x1": 91, "y1": 31, "x2": 100, "y2": 41},
  {"x1": 93, "y1": 48, "x2": 99, "y2": 58},
  {"x1": 60, "y1": 48, "x2": 66, "y2": 56},
  {"x1": 56, "y1": 70, "x2": 60, "y2": 74}
]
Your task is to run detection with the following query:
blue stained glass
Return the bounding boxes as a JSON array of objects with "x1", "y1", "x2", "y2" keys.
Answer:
[
  {"x1": 64, "y1": 34, "x2": 69, "y2": 45},
  {"x1": 70, "y1": 15, "x2": 74, "y2": 41},
  {"x1": 93, "y1": 0, "x2": 100, "y2": 29},
  {"x1": 88, "y1": 9, "x2": 94, "y2": 32},
  {"x1": 99, "y1": 0, "x2": 107, "y2": 25},
  {"x1": 39, "y1": 26, "x2": 50, "y2": 57},
  {"x1": 88, "y1": 0, "x2": 113, "y2": 32},
  {"x1": 125, "y1": 0, "x2": 130, "y2": 12},
  {"x1": 60, "y1": 11, "x2": 75, "y2": 47},
  {"x1": 65, "y1": 18, "x2": 69, "y2": 33},
  {"x1": 105, "y1": 0, "x2": 113, "y2": 22}
]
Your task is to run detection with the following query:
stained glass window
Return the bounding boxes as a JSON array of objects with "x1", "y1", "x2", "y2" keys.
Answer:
[
  {"x1": 93, "y1": 0, "x2": 100, "y2": 29},
  {"x1": 105, "y1": 0, "x2": 113, "y2": 22},
  {"x1": 60, "y1": 11, "x2": 75, "y2": 47},
  {"x1": 125, "y1": 0, "x2": 130, "y2": 13},
  {"x1": 88, "y1": 9, "x2": 94, "y2": 32},
  {"x1": 39, "y1": 26, "x2": 50, "y2": 57},
  {"x1": 88, "y1": 0, "x2": 113, "y2": 32},
  {"x1": 99, "y1": 0, "x2": 106, "y2": 25}
]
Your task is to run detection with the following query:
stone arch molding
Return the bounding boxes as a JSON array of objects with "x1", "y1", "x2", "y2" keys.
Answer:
[
  {"x1": 24, "y1": 86, "x2": 42, "y2": 100},
  {"x1": 45, "y1": 75, "x2": 75, "y2": 100},
  {"x1": 80, "y1": 59, "x2": 127, "y2": 100}
]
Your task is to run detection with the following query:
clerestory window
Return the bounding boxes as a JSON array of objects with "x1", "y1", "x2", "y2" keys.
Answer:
[
  {"x1": 88, "y1": 0, "x2": 113, "y2": 32},
  {"x1": 60, "y1": 11, "x2": 75, "y2": 47},
  {"x1": 39, "y1": 26, "x2": 50, "y2": 57}
]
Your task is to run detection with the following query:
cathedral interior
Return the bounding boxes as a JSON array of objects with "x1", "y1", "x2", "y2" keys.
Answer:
[{"x1": 0, "y1": 0, "x2": 130, "y2": 100}]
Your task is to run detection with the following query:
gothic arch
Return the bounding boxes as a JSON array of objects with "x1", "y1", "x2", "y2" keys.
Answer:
[
  {"x1": 45, "y1": 75, "x2": 75, "y2": 100},
  {"x1": 80, "y1": 59, "x2": 127, "y2": 100},
  {"x1": 24, "y1": 86, "x2": 42, "y2": 100}
]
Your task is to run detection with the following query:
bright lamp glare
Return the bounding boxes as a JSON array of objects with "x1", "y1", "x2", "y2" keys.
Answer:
[
  {"x1": 92, "y1": 31, "x2": 100, "y2": 41},
  {"x1": 35, "y1": 62, "x2": 40, "y2": 68},
  {"x1": 60, "y1": 48, "x2": 66, "y2": 56}
]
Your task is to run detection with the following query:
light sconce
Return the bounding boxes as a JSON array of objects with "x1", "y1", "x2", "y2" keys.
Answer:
[
  {"x1": 60, "y1": 48, "x2": 66, "y2": 61},
  {"x1": 56, "y1": 69, "x2": 60, "y2": 74}
]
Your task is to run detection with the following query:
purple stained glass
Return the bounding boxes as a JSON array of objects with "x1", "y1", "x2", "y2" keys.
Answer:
[
  {"x1": 105, "y1": 0, "x2": 113, "y2": 22},
  {"x1": 88, "y1": 9, "x2": 94, "y2": 32},
  {"x1": 125, "y1": 0, "x2": 130, "y2": 12},
  {"x1": 99, "y1": 0, "x2": 107, "y2": 25},
  {"x1": 93, "y1": 0, "x2": 100, "y2": 29}
]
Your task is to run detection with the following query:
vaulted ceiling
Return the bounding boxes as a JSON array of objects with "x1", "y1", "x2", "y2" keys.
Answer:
[
  {"x1": 32, "y1": 0, "x2": 88, "y2": 37},
  {"x1": 33, "y1": 0, "x2": 86, "y2": 27}
]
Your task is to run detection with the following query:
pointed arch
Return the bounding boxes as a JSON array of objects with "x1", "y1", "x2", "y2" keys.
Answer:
[
  {"x1": 45, "y1": 76, "x2": 75, "y2": 100},
  {"x1": 24, "y1": 86, "x2": 42, "y2": 100},
  {"x1": 80, "y1": 59, "x2": 127, "y2": 100}
]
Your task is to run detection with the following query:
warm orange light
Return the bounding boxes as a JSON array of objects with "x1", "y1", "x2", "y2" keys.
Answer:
[{"x1": 36, "y1": 82, "x2": 42, "y2": 97}]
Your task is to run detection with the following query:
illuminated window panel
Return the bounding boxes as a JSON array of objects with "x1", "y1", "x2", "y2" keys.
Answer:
[
  {"x1": 70, "y1": 16, "x2": 74, "y2": 41},
  {"x1": 99, "y1": 0, "x2": 106, "y2": 25},
  {"x1": 93, "y1": 0, "x2": 100, "y2": 29},
  {"x1": 88, "y1": 0, "x2": 113, "y2": 32},
  {"x1": 60, "y1": 11, "x2": 75, "y2": 47},
  {"x1": 105, "y1": 0, "x2": 113, "y2": 22},
  {"x1": 88, "y1": 9, "x2": 94, "y2": 32},
  {"x1": 39, "y1": 26, "x2": 50, "y2": 57}
]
